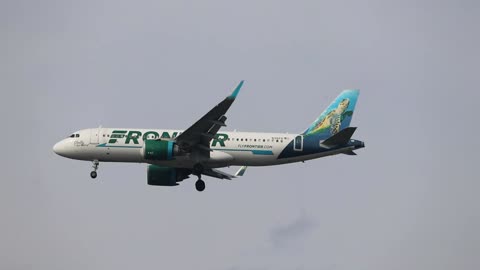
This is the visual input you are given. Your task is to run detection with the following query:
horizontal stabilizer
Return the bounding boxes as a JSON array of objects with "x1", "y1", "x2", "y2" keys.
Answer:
[
  {"x1": 322, "y1": 127, "x2": 357, "y2": 147},
  {"x1": 343, "y1": 150, "x2": 357, "y2": 155}
]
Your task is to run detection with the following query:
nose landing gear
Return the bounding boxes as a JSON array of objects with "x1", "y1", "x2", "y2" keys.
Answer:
[{"x1": 90, "y1": 160, "x2": 99, "y2": 179}]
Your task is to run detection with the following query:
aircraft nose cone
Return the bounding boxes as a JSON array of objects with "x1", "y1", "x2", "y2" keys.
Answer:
[
  {"x1": 53, "y1": 141, "x2": 61, "y2": 154},
  {"x1": 53, "y1": 141, "x2": 67, "y2": 156}
]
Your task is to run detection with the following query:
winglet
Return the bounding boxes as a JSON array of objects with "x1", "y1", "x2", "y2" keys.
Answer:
[
  {"x1": 229, "y1": 80, "x2": 244, "y2": 99},
  {"x1": 235, "y1": 166, "x2": 248, "y2": 177}
]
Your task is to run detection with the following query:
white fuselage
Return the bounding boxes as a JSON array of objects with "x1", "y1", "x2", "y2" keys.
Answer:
[{"x1": 53, "y1": 128, "x2": 350, "y2": 168}]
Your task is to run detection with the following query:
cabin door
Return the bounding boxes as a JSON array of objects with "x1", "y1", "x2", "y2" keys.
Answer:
[
  {"x1": 90, "y1": 127, "x2": 100, "y2": 145},
  {"x1": 294, "y1": 135, "x2": 303, "y2": 151}
]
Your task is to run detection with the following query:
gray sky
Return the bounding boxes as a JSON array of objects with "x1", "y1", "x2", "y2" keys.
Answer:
[{"x1": 1, "y1": 1, "x2": 479, "y2": 269}]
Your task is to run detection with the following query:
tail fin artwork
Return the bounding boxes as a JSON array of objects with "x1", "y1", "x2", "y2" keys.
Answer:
[{"x1": 302, "y1": 90, "x2": 359, "y2": 137}]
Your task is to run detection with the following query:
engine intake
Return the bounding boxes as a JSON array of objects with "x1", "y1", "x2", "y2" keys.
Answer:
[{"x1": 143, "y1": 140, "x2": 177, "y2": 160}]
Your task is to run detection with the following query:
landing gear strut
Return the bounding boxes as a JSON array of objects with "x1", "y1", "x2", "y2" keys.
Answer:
[
  {"x1": 193, "y1": 163, "x2": 204, "y2": 175},
  {"x1": 193, "y1": 163, "x2": 205, "y2": 192},
  {"x1": 90, "y1": 160, "x2": 99, "y2": 179}
]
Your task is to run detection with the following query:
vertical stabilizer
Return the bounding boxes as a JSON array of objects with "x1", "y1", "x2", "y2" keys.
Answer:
[{"x1": 302, "y1": 90, "x2": 359, "y2": 137}]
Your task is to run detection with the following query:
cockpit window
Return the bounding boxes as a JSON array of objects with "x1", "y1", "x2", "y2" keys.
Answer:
[
  {"x1": 69, "y1": 134, "x2": 75, "y2": 138},
  {"x1": 76, "y1": 134, "x2": 80, "y2": 138}
]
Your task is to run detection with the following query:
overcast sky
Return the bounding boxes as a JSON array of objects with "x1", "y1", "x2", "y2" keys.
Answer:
[{"x1": 1, "y1": 1, "x2": 479, "y2": 269}]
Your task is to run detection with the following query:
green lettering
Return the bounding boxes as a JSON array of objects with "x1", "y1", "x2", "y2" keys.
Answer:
[
  {"x1": 143, "y1": 131, "x2": 160, "y2": 141},
  {"x1": 108, "y1": 130, "x2": 127, "y2": 144},
  {"x1": 125, "y1": 131, "x2": 142, "y2": 144},
  {"x1": 212, "y1": 133, "x2": 228, "y2": 147},
  {"x1": 161, "y1": 132, "x2": 171, "y2": 139}
]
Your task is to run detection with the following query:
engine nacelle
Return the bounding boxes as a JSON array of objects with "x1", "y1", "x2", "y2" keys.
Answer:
[
  {"x1": 142, "y1": 140, "x2": 178, "y2": 160},
  {"x1": 147, "y1": 165, "x2": 184, "y2": 186}
]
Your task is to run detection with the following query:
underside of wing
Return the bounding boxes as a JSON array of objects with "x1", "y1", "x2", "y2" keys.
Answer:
[{"x1": 202, "y1": 168, "x2": 236, "y2": 180}]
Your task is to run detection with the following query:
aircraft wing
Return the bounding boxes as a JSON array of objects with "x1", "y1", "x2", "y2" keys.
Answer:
[
  {"x1": 175, "y1": 81, "x2": 244, "y2": 156},
  {"x1": 200, "y1": 166, "x2": 248, "y2": 180}
]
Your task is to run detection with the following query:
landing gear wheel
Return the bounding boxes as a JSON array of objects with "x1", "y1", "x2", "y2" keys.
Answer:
[
  {"x1": 195, "y1": 179, "x2": 205, "y2": 192},
  {"x1": 91, "y1": 160, "x2": 99, "y2": 179}
]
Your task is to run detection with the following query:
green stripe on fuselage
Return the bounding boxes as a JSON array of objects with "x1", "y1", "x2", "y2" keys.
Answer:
[{"x1": 213, "y1": 148, "x2": 273, "y2": 155}]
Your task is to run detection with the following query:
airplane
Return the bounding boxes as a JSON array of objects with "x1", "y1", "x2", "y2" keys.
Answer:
[{"x1": 53, "y1": 81, "x2": 365, "y2": 192}]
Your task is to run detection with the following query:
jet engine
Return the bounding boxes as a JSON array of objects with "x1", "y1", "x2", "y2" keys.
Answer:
[
  {"x1": 147, "y1": 165, "x2": 189, "y2": 186},
  {"x1": 142, "y1": 140, "x2": 179, "y2": 160}
]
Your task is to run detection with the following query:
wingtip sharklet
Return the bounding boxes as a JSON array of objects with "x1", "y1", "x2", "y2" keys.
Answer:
[
  {"x1": 235, "y1": 166, "x2": 248, "y2": 177},
  {"x1": 229, "y1": 80, "x2": 244, "y2": 99}
]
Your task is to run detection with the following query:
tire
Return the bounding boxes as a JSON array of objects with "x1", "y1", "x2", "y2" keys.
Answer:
[
  {"x1": 195, "y1": 179, "x2": 205, "y2": 192},
  {"x1": 90, "y1": 171, "x2": 97, "y2": 179}
]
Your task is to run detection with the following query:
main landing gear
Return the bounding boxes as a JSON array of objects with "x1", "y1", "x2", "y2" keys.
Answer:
[
  {"x1": 193, "y1": 163, "x2": 205, "y2": 192},
  {"x1": 195, "y1": 179, "x2": 205, "y2": 192},
  {"x1": 90, "y1": 160, "x2": 99, "y2": 179}
]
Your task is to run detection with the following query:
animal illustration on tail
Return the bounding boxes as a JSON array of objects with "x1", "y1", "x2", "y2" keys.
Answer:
[{"x1": 303, "y1": 90, "x2": 358, "y2": 137}]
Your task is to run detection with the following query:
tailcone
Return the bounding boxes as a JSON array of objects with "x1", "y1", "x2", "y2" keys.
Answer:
[{"x1": 350, "y1": 139, "x2": 365, "y2": 150}]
